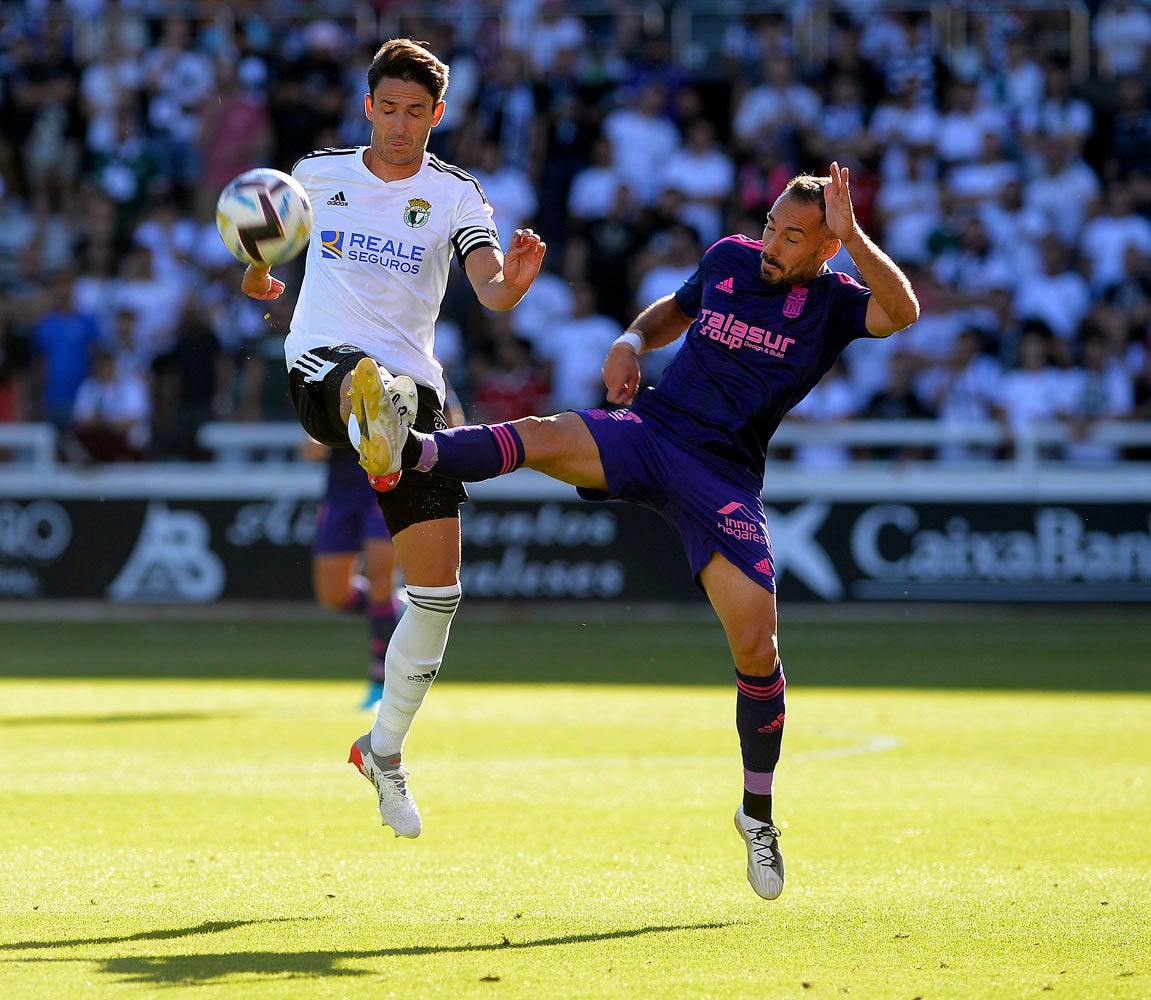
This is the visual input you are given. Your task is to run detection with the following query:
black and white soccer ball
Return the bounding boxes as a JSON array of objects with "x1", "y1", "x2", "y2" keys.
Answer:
[{"x1": 215, "y1": 167, "x2": 313, "y2": 267}]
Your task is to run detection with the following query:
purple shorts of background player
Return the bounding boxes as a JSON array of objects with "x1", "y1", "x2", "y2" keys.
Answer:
[{"x1": 314, "y1": 459, "x2": 391, "y2": 555}]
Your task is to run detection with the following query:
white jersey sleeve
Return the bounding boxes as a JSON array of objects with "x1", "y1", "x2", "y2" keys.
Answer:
[{"x1": 285, "y1": 148, "x2": 499, "y2": 400}]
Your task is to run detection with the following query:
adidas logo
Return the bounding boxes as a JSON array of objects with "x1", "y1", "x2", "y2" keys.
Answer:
[
  {"x1": 754, "y1": 558, "x2": 774, "y2": 577},
  {"x1": 326, "y1": 190, "x2": 349, "y2": 206},
  {"x1": 715, "y1": 276, "x2": 734, "y2": 293}
]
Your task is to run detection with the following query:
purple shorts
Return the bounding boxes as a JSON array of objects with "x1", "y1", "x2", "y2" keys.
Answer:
[
  {"x1": 575, "y1": 409, "x2": 775, "y2": 593},
  {"x1": 314, "y1": 489, "x2": 391, "y2": 555}
]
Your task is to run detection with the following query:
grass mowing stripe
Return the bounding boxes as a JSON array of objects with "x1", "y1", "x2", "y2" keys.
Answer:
[{"x1": 0, "y1": 674, "x2": 1148, "y2": 999}]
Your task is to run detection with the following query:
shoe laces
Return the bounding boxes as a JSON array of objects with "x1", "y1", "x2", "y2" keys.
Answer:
[
  {"x1": 747, "y1": 821, "x2": 781, "y2": 866},
  {"x1": 379, "y1": 763, "x2": 411, "y2": 795}
]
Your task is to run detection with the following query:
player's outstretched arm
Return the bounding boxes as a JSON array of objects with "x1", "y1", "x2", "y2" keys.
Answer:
[
  {"x1": 603, "y1": 294, "x2": 694, "y2": 406},
  {"x1": 466, "y1": 229, "x2": 547, "y2": 311},
  {"x1": 826, "y1": 161, "x2": 919, "y2": 337},
  {"x1": 241, "y1": 264, "x2": 285, "y2": 301}
]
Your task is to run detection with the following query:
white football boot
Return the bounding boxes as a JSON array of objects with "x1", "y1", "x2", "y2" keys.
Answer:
[
  {"x1": 348, "y1": 734, "x2": 422, "y2": 838},
  {"x1": 346, "y1": 358, "x2": 414, "y2": 492},
  {"x1": 734, "y1": 805, "x2": 785, "y2": 899}
]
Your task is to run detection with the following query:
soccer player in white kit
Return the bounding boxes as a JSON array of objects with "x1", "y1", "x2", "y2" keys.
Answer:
[{"x1": 242, "y1": 38, "x2": 546, "y2": 839}]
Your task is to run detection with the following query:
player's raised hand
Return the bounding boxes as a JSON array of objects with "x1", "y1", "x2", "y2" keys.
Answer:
[
  {"x1": 825, "y1": 161, "x2": 859, "y2": 243},
  {"x1": 242, "y1": 264, "x2": 285, "y2": 301},
  {"x1": 501, "y1": 228, "x2": 547, "y2": 293}
]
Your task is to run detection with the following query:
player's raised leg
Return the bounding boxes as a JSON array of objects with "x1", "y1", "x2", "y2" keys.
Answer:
[
  {"x1": 357, "y1": 401, "x2": 610, "y2": 491},
  {"x1": 700, "y1": 552, "x2": 786, "y2": 900}
]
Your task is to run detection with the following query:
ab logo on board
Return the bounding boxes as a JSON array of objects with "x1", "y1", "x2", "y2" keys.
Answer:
[{"x1": 107, "y1": 502, "x2": 225, "y2": 602}]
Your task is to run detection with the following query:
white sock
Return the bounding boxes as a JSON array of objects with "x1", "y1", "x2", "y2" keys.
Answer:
[{"x1": 369, "y1": 583, "x2": 460, "y2": 757}]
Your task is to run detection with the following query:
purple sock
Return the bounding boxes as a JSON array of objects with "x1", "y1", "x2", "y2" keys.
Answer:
[
  {"x1": 408, "y1": 423, "x2": 525, "y2": 481},
  {"x1": 735, "y1": 662, "x2": 786, "y2": 793},
  {"x1": 368, "y1": 598, "x2": 398, "y2": 683}
]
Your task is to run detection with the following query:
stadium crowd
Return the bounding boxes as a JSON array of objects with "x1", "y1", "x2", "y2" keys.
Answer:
[{"x1": 1, "y1": 0, "x2": 1150, "y2": 465}]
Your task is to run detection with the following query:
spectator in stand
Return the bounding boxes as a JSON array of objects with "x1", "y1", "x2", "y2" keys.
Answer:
[
  {"x1": 869, "y1": 80, "x2": 941, "y2": 184},
  {"x1": 731, "y1": 52, "x2": 820, "y2": 161},
  {"x1": 1063, "y1": 327, "x2": 1135, "y2": 465},
  {"x1": 569, "y1": 183, "x2": 645, "y2": 327},
  {"x1": 933, "y1": 76, "x2": 1009, "y2": 168},
  {"x1": 1078, "y1": 180, "x2": 1151, "y2": 295},
  {"x1": 1019, "y1": 56, "x2": 1094, "y2": 159},
  {"x1": 1092, "y1": 0, "x2": 1151, "y2": 79},
  {"x1": 932, "y1": 214, "x2": 1017, "y2": 307},
  {"x1": 787, "y1": 358, "x2": 862, "y2": 470},
  {"x1": 993, "y1": 323, "x2": 1069, "y2": 458},
  {"x1": 533, "y1": 43, "x2": 607, "y2": 250},
  {"x1": 150, "y1": 298, "x2": 232, "y2": 461},
  {"x1": 977, "y1": 177, "x2": 1048, "y2": 272},
  {"x1": 657, "y1": 119, "x2": 735, "y2": 247},
  {"x1": 567, "y1": 135, "x2": 625, "y2": 225},
  {"x1": 141, "y1": 17, "x2": 215, "y2": 206},
  {"x1": 0, "y1": 298, "x2": 30, "y2": 423},
  {"x1": 471, "y1": 140, "x2": 538, "y2": 248},
  {"x1": 458, "y1": 47, "x2": 539, "y2": 175},
  {"x1": 1104, "y1": 245, "x2": 1151, "y2": 336},
  {"x1": 945, "y1": 129, "x2": 1021, "y2": 212},
  {"x1": 78, "y1": 32, "x2": 144, "y2": 166},
  {"x1": 601, "y1": 81, "x2": 681, "y2": 206},
  {"x1": 67, "y1": 345, "x2": 150, "y2": 462},
  {"x1": 806, "y1": 73, "x2": 875, "y2": 169},
  {"x1": 998, "y1": 30, "x2": 1046, "y2": 126},
  {"x1": 196, "y1": 59, "x2": 274, "y2": 222},
  {"x1": 536, "y1": 280, "x2": 622, "y2": 411},
  {"x1": 29, "y1": 272, "x2": 102, "y2": 430},
  {"x1": 737, "y1": 136, "x2": 797, "y2": 224},
  {"x1": 1013, "y1": 234, "x2": 1092, "y2": 352},
  {"x1": 873, "y1": 146, "x2": 942, "y2": 266},
  {"x1": 861, "y1": 349, "x2": 935, "y2": 461},
  {"x1": 919, "y1": 327, "x2": 1003, "y2": 464},
  {"x1": 468, "y1": 324, "x2": 552, "y2": 423},
  {"x1": 268, "y1": 19, "x2": 347, "y2": 168},
  {"x1": 507, "y1": 263, "x2": 574, "y2": 356},
  {"x1": 108, "y1": 244, "x2": 188, "y2": 367},
  {"x1": 84, "y1": 105, "x2": 161, "y2": 236},
  {"x1": 1106, "y1": 74, "x2": 1151, "y2": 193},
  {"x1": 1022, "y1": 135, "x2": 1102, "y2": 247}
]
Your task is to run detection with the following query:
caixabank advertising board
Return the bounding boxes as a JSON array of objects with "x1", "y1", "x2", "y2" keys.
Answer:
[{"x1": 1, "y1": 491, "x2": 1148, "y2": 604}]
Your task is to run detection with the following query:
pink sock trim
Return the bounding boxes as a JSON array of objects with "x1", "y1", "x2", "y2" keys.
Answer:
[
  {"x1": 491, "y1": 424, "x2": 518, "y2": 474},
  {"x1": 744, "y1": 769, "x2": 775, "y2": 794}
]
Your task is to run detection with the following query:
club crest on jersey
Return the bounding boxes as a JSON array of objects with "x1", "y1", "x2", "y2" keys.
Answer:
[
  {"x1": 403, "y1": 198, "x2": 431, "y2": 228},
  {"x1": 783, "y1": 287, "x2": 809, "y2": 318}
]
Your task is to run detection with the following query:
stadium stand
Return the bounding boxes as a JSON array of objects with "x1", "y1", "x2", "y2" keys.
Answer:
[{"x1": 0, "y1": 0, "x2": 1148, "y2": 472}]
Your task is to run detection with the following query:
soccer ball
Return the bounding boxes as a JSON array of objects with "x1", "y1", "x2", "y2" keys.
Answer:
[{"x1": 215, "y1": 167, "x2": 313, "y2": 267}]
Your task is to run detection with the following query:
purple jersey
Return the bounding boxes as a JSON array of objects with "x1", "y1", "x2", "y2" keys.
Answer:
[{"x1": 636, "y1": 234, "x2": 873, "y2": 483}]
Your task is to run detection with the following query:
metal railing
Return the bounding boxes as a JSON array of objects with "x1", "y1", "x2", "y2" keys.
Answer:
[{"x1": 5, "y1": 419, "x2": 1151, "y2": 474}]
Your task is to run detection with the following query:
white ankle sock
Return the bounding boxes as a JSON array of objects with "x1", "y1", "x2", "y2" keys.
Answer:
[{"x1": 369, "y1": 583, "x2": 461, "y2": 757}]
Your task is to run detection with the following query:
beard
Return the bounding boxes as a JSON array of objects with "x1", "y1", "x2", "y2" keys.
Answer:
[{"x1": 759, "y1": 255, "x2": 824, "y2": 291}]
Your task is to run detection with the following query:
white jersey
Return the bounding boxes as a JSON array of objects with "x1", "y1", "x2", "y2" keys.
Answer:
[{"x1": 285, "y1": 147, "x2": 499, "y2": 399}]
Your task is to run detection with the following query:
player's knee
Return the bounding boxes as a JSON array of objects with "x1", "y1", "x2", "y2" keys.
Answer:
[
  {"x1": 515, "y1": 414, "x2": 588, "y2": 472},
  {"x1": 729, "y1": 625, "x2": 780, "y2": 676}
]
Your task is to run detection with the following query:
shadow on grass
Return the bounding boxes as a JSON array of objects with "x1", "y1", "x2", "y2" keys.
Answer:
[
  {"x1": 0, "y1": 917, "x2": 310, "y2": 951},
  {"x1": 0, "y1": 712, "x2": 241, "y2": 728},
  {"x1": 91, "y1": 922, "x2": 734, "y2": 984}
]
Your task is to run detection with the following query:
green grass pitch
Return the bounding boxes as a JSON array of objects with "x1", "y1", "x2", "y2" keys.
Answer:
[{"x1": 0, "y1": 612, "x2": 1147, "y2": 999}]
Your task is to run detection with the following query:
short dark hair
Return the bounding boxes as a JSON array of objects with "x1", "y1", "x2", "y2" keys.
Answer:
[
  {"x1": 367, "y1": 38, "x2": 449, "y2": 104},
  {"x1": 781, "y1": 174, "x2": 830, "y2": 228}
]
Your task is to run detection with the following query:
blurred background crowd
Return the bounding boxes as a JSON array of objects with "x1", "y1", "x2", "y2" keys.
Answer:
[{"x1": 1, "y1": 0, "x2": 1150, "y2": 467}]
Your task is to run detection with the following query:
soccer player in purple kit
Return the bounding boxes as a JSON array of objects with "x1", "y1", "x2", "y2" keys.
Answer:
[
  {"x1": 301, "y1": 438, "x2": 401, "y2": 710},
  {"x1": 356, "y1": 162, "x2": 919, "y2": 899}
]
